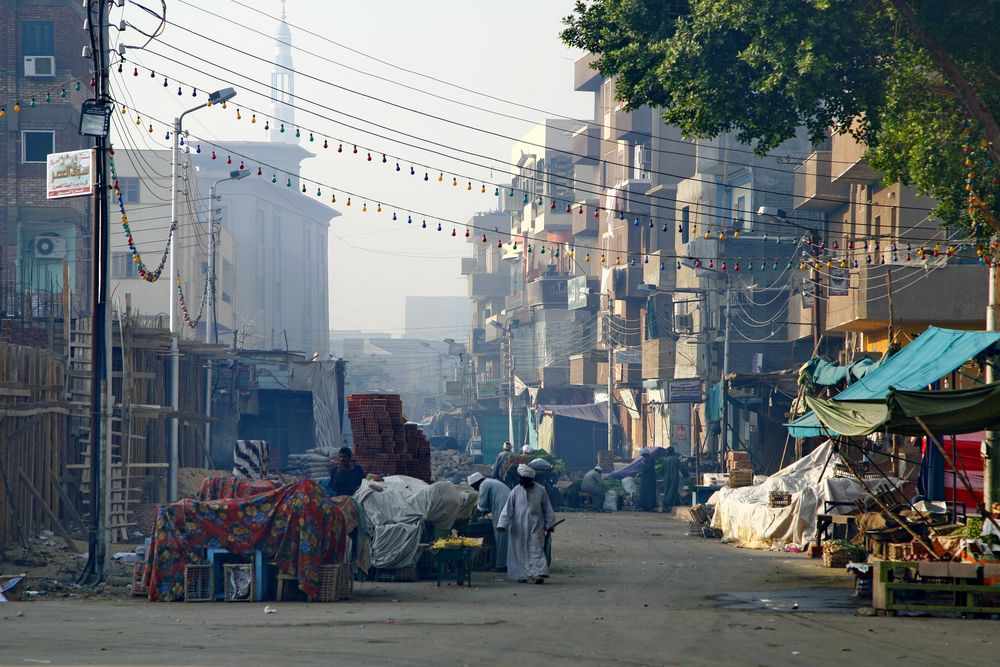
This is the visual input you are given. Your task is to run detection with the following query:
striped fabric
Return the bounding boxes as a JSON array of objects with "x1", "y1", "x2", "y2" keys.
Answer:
[{"x1": 233, "y1": 439, "x2": 270, "y2": 479}]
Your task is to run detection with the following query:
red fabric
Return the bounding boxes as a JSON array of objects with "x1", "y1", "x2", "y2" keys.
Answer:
[
  {"x1": 145, "y1": 480, "x2": 345, "y2": 601},
  {"x1": 196, "y1": 476, "x2": 279, "y2": 501}
]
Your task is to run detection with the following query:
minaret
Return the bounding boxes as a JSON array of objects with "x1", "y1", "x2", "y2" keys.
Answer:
[{"x1": 270, "y1": 0, "x2": 295, "y2": 143}]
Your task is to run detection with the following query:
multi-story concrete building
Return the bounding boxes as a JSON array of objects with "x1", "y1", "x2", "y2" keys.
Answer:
[
  {"x1": 0, "y1": 1, "x2": 91, "y2": 324},
  {"x1": 787, "y1": 131, "x2": 986, "y2": 356}
]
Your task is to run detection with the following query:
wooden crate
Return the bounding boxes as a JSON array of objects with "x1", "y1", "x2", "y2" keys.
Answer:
[
  {"x1": 768, "y1": 491, "x2": 792, "y2": 508},
  {"x1": 822, "y1": 542, "x2": 861, "y2": 568},
  {"x1": 184, "y1": 564, "x2": 213, "y2": 602},
  {"x1": 223, "y1": 563, "x2": 254, "y2": 602},
  {"x1": 727, "y1": 469, "x2": 754, "y2": 488},
  {"x1": 338, "y1": 564, "x2": 354, "y2": 600},
  {"x1": 132, "y1": 563, "x2": 148, "y2": 598},
  {"x1": 886, "y1": 542, "x2": 913, "y2": 561}
]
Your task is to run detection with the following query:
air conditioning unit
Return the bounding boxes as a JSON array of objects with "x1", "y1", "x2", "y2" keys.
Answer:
[
  {"x1": 24, "y1": 56, "x2": 55, "y2": 77},
  {"x1": 34, "y1": 234, "x2": 67, "y2": 259},
  {"x1": 675, "y1": 313, "x2": 694, "y2": 332}
]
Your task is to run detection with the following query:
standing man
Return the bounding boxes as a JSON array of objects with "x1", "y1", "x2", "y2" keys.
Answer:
[
  {"x1": 492, "y1": 441, "x2": 513, "y2": 480},
  {"x1": 580, "y1": 465, "x2": 606, "y2": 511},
  {"x1": 468, "y1": 472, "x2": 511, "y2": 571},
  {"x1": 327, "y1": 446, "x2": 366, "y2": 497},
  {"x1": 638, "y1": 450, "x2": 658, "y2": 511},
  {"x1": 497, "y1": 464, "x2": 557, "y2": 583},
  {"x1": 660, "y1": 446, "x2": 687, "y2": 512}
]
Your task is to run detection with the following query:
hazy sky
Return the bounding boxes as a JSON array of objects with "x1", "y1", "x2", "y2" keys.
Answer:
[{"x1": 116, "y1": 0, "x2": 591, "y2": 335}]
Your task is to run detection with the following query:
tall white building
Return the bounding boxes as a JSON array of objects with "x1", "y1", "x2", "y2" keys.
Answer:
[{"x1": 193, "y1": 2, "x2": 337, "y2": 355}]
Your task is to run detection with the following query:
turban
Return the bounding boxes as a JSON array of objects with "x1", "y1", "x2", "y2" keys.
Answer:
[
  {"x1": 467, "y1": 472, "x2": 485, "y2": 486},
  {"x1": 517, "y1": 464, "x2": 536, "y2": 478}
]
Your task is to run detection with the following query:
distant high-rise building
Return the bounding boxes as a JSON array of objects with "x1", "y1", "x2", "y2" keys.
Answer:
[{"x1": 270, "y1": 0, "x2": 295, "y2": 144}]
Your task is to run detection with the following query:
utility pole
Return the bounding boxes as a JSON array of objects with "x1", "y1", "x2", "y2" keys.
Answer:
[
  {"x1": 986, "y1": 263, "x2": 1000, "y2": 509},
  {"x1": 81, "y1": 0, "x2": 111, "y2": 584},
  {"x1": 718, "y1": 274, "x2": 732, "y2": 466},
  {"x1": 505, "y1": 326, "x2": 515, "y2": 446}
]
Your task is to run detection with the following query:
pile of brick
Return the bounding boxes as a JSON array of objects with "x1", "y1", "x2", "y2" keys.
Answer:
[{"x1": 348, "y1": 393, "x2": 432, "y2": 482}]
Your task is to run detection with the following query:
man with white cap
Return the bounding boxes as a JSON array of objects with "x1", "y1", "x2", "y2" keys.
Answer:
[
  {"x1": 491, "y1": 441, "x2": 514, "y2": 481},
  {"x1": 580, "y1": 465, "x2": 606, "y2": 511},
  {"x1": 496, "y1": 463, "x2": 557, "y2": 583},
  {"x1": 467, "y1": 472, "x2": 511, "y2": 571}
]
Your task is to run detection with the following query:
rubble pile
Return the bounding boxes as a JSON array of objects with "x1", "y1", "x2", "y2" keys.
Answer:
[
  {"x1": 348, "y1": 394, "x2": 432, "y2": 482},
  {"x1": 431, "y1": 449, "x2": 475, "y2": 484}
]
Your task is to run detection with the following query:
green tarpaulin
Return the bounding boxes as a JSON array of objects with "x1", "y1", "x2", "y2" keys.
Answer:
[{"x1": 803, "y1": 382, "x2": 1000, "y2": 437}]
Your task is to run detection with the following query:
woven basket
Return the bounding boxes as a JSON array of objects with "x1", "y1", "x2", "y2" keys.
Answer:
[
  {"x1": 727, "y1": 469, "x2": 754, "y2": 488},
  {"x1": 822, "y1": 542, "x2": 861, "y2": 568},
  {"x1": 374, "y1": 566, "x2": 418, "y2": 583},
  {"x1": 317, "y1": 564, "x2": 343, "y2": 602}
]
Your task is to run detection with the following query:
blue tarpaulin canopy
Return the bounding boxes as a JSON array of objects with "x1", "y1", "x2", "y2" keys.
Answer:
[{"x1": 786, "y1": 327, "x2": 1000, "y2": 438}]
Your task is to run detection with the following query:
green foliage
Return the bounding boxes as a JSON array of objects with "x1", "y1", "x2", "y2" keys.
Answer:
[
  {"x1": 527, "y1": 449, "x2": 567, "y2": 478},
  {"x1": 602, "y1": 477, "x2": 625, "y2": 493},
  {"x1": 562, "y1": 0, "x2": 1000, "y2": 234}
]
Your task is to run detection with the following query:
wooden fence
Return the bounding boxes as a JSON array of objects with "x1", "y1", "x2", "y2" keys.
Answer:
[{"x1": 0, "y1": 343, "x2": 71, "y2": 548}]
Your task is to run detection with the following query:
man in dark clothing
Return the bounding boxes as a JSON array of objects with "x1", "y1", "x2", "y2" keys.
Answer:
[
  {"x1": 638, "y1": 450, "x2": 658, "y2": 511},
  {"x1": 327, "y1": 447, "x2": 365, "y2": 497},
  {"x1": 660, "y1": 447, "x2": 687, "y2": 512},
  {"x1": 492, "y1": 441, "x2": 513, "y2": 481}
]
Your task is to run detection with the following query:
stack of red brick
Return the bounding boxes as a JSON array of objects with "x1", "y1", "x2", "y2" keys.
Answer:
[{"x1": 348, "y1": 393, "x2": 432, "y2": 482}]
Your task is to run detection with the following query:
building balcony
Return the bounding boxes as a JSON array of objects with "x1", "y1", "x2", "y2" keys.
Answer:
[
  {"x1": 612, "y1": 105, "x2": 652, "y2": 141},
  {"x1": 525, "y1": 206, "x2": 574, "y2": 234},
  {"x1": 571, "y1": 198, "x2": 601, "y2": 236},
  {"x1": 574, "y1": 53, "x2": 602, "y2": 92},
  {"x1": 572, "y1": 123, "x2": 600, "y2": 164},
  {"x1": 642, "y1": 338, "x2": 675, "y2": 381},
  {"x1": 695, "y1": 138, "x2": 726, "y2": 176},
  {"x1": 793, "y1": 151, "x2": 850, "y2": 212},
  {"x1": 830, "y1": 129, "x2": 878, "y2": 184},
  {"x1": 525, "y1": 276, "x2": 569, "y2": 308},
  {"x1": 460, "y1": 257, "x2": 476, "y2": 276},
  {"x1": 824, "y1": 263, "x2": 986, "y2": 333},
  {"x1": 608, "y1": 265, "x2": 645, "y2": 300},
  {"x1": 468, "y1": 272, "x2": 511, "y2": 299}
]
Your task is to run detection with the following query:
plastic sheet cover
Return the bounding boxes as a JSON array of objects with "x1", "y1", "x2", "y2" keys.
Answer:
[{"x1": 708, "y1": 441, "x2": 879, "y2": 550}]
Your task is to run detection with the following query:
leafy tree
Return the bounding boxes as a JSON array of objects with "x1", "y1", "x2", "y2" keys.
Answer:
[{"x1": 562, "y1": 0, "x2": 1000, "y2": 242}]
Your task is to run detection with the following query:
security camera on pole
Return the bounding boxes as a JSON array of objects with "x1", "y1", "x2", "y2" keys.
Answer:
[{"x1": 167, "y1": 87, "x2": 236, "y2": 502}]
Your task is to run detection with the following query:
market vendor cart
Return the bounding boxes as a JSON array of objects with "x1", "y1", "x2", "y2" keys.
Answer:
[{"x1": 430, "y1": 537, "x2": 483, "y2": 587}]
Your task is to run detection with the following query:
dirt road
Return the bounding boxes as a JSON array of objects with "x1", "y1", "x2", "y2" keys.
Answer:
[{"x1": 0, "y1": 511, "x2": 994, "y2": 666}]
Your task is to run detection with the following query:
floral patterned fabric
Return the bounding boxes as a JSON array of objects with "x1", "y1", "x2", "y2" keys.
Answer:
[
  {"x1": 195, "y1": 476, "x2": 279, "y2": 501},
  {"x1": 144, "y1": 480, "x2": 346, "y2": 601}
]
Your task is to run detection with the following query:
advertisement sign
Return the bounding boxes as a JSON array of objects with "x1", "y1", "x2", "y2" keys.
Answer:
[
  {"x1": 46, "y1": 149, "x2": 94, "y2": 199},
  {"x1": 477, "y1": 379, "x2": 507, "y2": 399},
  {"x1": 668, "y1": 378, "x2": 703, "y2": 403},
  {"x1": 567, "y1": 275, "x2": 589, "y2": 310}
]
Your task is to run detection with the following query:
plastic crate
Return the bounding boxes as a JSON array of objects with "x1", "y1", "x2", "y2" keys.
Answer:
[
  {"x1": 184, "y1": 564, "x2": 213, "y2": 602},
  {"x1": 223, "y1": 563, "x2": 254, "y2": 602},
  {"x1": 317, "y1": 564, "x2": 343, "y2": 602},
  {"x1": 768, "y1": 491, "x2": 792, "y2": 508}
]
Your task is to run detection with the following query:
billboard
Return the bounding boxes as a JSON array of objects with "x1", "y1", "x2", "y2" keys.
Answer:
[
  {"x1": 567, "y1": 275, "x2": 589, "y2": 310},
  {"x1": 47, "y1": 149, "x2": 94, "y2": 199},
  {"x1": 477, "y1": 379, "x2": 508, "y2": 399},
  {"x1": 668, "y1": 378, "x2": 703, "y2": 403}
]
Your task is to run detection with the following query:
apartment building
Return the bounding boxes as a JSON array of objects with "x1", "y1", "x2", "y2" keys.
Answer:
[
  {"x1": 788, "y1": 131, "x2": 986, "y2": 356},
  {"x1": 0, "y1": 1, "x2": 91, "y2": 325}
]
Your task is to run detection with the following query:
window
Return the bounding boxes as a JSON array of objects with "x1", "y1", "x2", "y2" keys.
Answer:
[
  {"x1": 118, "y1": 177, "x2": 140, "y2": 204},
  {"x1": 735, "y1": 195, "x2": 746, "y2": 229},
  {"x1": 21, "y1": 131, "x2": 54, "y2": 163},
  {"x1": 111, "y1": 252, "x2": 137, "y2": 279},
  {"x1": 22, "y1": 21, "x2": 53, "y2": 56},
  {"x1": 681, "y1": 206, "x2": 690, "y2": 245}
]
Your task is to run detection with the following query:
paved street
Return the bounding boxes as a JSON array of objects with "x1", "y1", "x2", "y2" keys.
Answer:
[{"x1": 0, "y1": 511, "x2": 995, "y2": 666}]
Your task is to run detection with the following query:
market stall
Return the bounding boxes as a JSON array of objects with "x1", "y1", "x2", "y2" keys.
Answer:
[{"x1": 144, "y1": 479, "x2": 349, "y2": 601}]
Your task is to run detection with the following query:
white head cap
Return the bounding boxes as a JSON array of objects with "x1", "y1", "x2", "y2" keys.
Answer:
[
  {"x1": 521, "y1": 445, "x2": 531, "y2": 454},
  {"x1": 467, "y1": 472, "x2": 485, "y2": 487},
  {"x1": 517, "y1": 464, "x2": 536, "y2": 478},
  {"x1": 594, "y1": 466, "x2": 603, "y2": 473}
]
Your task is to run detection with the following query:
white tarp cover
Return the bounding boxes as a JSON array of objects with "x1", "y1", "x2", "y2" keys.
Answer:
[
  {"x1": 708, "y1": 441, "x2": 878, "y2": 550},
  {"x1": 354, "y1": 477, "x2": 479, "y2": 569}
]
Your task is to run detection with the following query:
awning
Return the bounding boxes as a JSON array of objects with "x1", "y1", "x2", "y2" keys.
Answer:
[
  {"x1": 536, "y1": 402, "x2": 610, "y2": 425},
  {"x1": 801, "y1": 382, "x2": 1000, "y2": 437},
  {"x1": 801, "y1": 356, "x2": 878, "y2": 387},
  {"x1": 787, "y1": 327, "x2": 1000, "y2": 438}
]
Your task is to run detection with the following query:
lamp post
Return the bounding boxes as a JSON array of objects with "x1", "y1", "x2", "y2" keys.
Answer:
[
  {"x1": 168, "y1": 87, "x2": 236, "y2": 502},
  {"x1": 490, "y1": 320, "x2": 515, "y2": 446},
  {"x1": 202, "y1": 169, "x2": 248, "y2": 468}
]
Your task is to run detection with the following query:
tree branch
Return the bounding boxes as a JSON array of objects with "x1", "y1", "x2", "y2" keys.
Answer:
[{"x1": 889, "y1": 0, "x2": 1000, "y2": 170}]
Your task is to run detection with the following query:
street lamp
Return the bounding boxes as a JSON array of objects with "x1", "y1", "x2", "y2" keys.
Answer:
[
  {"x1": 168, "y1": 87, "x2": 236, "y2": 502},
  {"x1": 202, "y1": 168, "x2": 249, "y2": 469}
]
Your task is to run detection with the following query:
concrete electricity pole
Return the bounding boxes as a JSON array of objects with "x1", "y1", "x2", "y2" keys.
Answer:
[{"x1": 986, "y1": 264, "x2": 1000, "y2": 508}]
